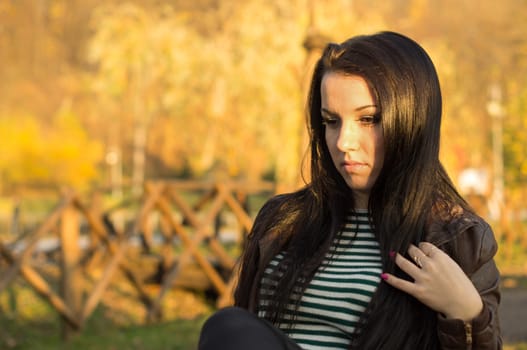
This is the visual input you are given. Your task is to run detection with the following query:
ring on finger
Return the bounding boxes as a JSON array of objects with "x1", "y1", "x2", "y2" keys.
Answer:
[{"x1": 413, "y1": 255, "x2": 423, "y2": 268}]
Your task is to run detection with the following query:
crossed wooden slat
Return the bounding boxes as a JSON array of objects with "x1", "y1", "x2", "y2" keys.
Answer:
[
  {"x1": 142, "y1": 182, "x2": 251, "y2": 320},
  {"x1": 141, "y1": 182, "x2": 228, "y2": 320},
  {"x1": 0, "y1": 192, "x2": 154, "y2": 337},
  {"x1": 0, "y1": 194, "x2": 81, "y2": 330},
  {"x1": 0, "y1": 181, "x2": 275, "y2": 339}
]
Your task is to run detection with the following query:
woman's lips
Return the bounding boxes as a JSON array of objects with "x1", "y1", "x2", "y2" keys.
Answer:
[{"x1": 342, "y1": 160, "x2": 367, "y2": 173}]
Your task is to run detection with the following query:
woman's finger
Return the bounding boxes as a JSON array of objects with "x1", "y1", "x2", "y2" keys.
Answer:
[
  {"x1": 393, "y1": 252, "x2": 422, "y2": 277},
  {"x1": 419, "y1": 241, "x2": 441, "y2": 258},
  {"x1": 407, "y1": 244, "x2": 428, "y2": 268},
  {"x1": 380, "y1": 272, "x2": 416, "y2": 295}
]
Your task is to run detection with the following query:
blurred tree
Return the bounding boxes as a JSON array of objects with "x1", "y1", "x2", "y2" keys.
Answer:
[
  {"x1": 1, "y1": 0, "x2": 526, "y2": 200},
  {"x1": 88, "y1": 3, "x2": 179, "y2": 195},
  {"x1": 0, "y1": 0, "x2": 107, "y2": 194},
  {"x1": 87, "y1": 1, "x2": 308, "y2": 189},
  {"x1": 505, "y1": 82, "x2": 527, "y2": 191},
  {"x1": 0, "y1": 104, "x2": 103, "y2": 191},
  {"x1": 502, "y1": 4, "x2": 527, "y2": 195}
]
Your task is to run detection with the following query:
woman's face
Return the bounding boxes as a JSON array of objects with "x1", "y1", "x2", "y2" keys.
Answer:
[{"x1": 321, "y1": 72, "x2": 385, "y2": 208}]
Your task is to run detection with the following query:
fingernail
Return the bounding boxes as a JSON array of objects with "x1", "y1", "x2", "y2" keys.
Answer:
[
  {"x1": 389, "y1": 251, "x2": 396, "y2": 260},
  {"x1": 380, "y1": 273, "x2": 388, "y2": 281}
]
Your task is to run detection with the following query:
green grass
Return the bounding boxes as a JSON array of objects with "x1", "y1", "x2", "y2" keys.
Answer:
[
  {"x1": 0, "y1": 281, "x2": 213, "y2": 350},
  {"x1": 0, "y1": 307, "x2": 211, "y2": 350}
]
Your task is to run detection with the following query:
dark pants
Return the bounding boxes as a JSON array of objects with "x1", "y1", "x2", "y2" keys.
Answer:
[{"x1": 198, "y1": 307, "x2": 302, "y2": 350}]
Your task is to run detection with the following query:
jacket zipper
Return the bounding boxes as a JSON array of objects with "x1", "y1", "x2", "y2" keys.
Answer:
[{"x1": 464, "y1": 322, "x2": 473, "y2": 349}]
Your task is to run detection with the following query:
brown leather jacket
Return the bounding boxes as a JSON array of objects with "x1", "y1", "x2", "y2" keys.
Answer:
[
  {"x1": 237, "y1": 197, "x2": 502, "y2": 349},
  {"x1": 426, "y1": 208, "x2": 501, "y2": 349}
]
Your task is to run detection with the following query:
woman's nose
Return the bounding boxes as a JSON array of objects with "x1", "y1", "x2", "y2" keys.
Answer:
[{"x1": 337, "y1": 122, "x2": 360, "y2": 152}]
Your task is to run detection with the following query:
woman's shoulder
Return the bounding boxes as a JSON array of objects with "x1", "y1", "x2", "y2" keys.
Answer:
[
  {"x1": 427, "y1": 206, "x2": 498, "y2": 274},
  {"x1": 429, "y1": 205, "x2": 490, "y2": 238},
  {"x1": 256, "y1": 187, "x2": 313, "y2": 217},
  {"x1": 250, "y1": 188, "x2": 313, "y2": 242},
  {"x1": 427, "y1": 203, "x2": 492, "y2": 242}
]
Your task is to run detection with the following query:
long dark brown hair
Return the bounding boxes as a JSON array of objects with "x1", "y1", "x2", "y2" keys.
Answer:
[{"x1": 235, "y1": 31, "x2": 470, "y2": 349}]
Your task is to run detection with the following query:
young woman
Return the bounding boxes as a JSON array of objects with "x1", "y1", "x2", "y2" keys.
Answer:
[{"x1": 199, "y1": 31, "x2": 501, "y2": 349}]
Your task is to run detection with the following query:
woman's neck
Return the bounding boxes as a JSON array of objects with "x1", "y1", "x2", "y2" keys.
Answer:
[{"x1": 353, "y1": 190, "x2": 369, "y2": 209}]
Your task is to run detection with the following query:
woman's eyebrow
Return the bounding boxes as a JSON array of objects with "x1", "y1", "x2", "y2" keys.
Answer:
[
  {"x1": 355, "y1": 104, "x2": 377, "y2": 112},
  {"x1": 321, "y1": 108, "x2": 339, "y2": 117},
  {"x1": 321, "y1": 105, "x2": 377, "y2": 116}
]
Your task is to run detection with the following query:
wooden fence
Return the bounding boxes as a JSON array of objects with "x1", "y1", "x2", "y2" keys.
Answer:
[
  {"x1": 0, "y1": 180, "x2": 526, "y2": 340},
  {"x1": 0, "y1": 180, "x2": 275, "y2": 339}
]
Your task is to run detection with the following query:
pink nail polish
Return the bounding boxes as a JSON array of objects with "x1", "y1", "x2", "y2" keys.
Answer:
[
  {"x1": 389, "y1": 251, "x2": 396, "y2": 259},
  {"x1": 380, "y1": 273, "x2": 388, "y2": 281}
]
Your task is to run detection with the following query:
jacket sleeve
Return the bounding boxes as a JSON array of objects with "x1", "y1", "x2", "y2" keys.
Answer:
[{"x1": 437, "y1": 221, "x2": 502, "y2": 349}]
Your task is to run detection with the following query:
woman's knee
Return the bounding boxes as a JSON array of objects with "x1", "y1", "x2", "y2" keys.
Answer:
[
  {"x1": 198, "y1": 307, "x2": 296, "y2": 350},
  {"x1": 200, "y1": 306, "x2": 254, "y2": 335}
]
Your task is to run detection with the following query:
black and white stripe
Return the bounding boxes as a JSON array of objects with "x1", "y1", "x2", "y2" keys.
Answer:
[{"x1": 258, "y1": 210, "x2": 382, "y2": 349}]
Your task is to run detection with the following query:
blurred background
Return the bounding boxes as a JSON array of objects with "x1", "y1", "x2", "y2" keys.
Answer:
[{"x1": 0, "y1": 0, "x2": 526, "y2": 349}]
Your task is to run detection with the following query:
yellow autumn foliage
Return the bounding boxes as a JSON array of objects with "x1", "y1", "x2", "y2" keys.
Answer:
[
  {"x1": 0, "y1": 0, "x2": 527, "y2": 196},
  {"x1": 0, "y1": 104, "x2": 103, "y2": 190}
]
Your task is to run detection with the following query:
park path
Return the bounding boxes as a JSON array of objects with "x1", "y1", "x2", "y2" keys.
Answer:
[{"x1": 500, "y1": 287, "x2": 527, "y2": 343}]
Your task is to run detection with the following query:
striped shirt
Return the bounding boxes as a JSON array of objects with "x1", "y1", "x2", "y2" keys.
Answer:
[{"x1": 258, "y1": 210, "x2": 382, "y2": 349}]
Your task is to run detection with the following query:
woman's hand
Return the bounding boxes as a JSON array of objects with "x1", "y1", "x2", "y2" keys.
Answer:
[{"x1": 381, "y1": 242, "x2": 483, "y2": 322}]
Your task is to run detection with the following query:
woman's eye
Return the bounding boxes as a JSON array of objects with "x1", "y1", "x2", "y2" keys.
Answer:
[
  {"x1": 322, "y1": 117, "x2": 339, "y2": 127},
  {"x1": 359, "y1": 115, "x2": 380, "y2": 125}
]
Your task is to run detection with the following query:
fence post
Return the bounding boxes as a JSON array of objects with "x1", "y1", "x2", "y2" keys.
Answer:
[{"x1": 60, "y1": 204, "x2": 81, "y2": 340}]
